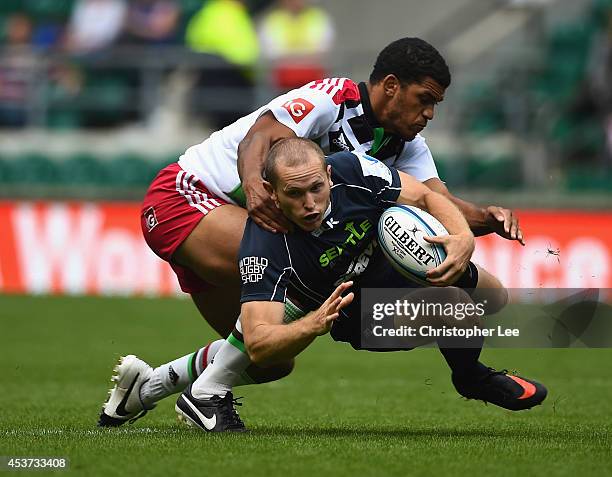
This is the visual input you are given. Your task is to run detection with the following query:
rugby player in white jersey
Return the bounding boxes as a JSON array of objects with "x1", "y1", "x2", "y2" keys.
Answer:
[{"x1": 99, "y1": 38, "x2": 525, "y2": 428}]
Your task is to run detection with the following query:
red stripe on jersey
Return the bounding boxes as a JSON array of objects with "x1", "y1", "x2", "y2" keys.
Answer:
[
  {"x1": 332, "y1": 79, "x2": 360, "y2": 105},
  {"x1": 308, "y1": 79, "x2": 328, "y2": 89},
  {"x1": 307, "y1": 78, "x2": 360, "y2": 104}
]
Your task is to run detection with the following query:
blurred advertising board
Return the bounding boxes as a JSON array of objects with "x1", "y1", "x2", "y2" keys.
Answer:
[
  {"x1": 0, "y1": 202, "x2": 181, "y2": 296},
  {"x1": 0, "y1": 202, "x2": 610, "y2": 296}
]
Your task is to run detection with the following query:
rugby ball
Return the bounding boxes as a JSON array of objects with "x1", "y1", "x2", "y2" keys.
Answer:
[{"x1": 377, "y1": 205, "x2": 448, "y2": 286}]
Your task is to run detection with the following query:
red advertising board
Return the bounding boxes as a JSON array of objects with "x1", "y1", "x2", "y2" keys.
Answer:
[
  {"x1": 472, "y1": 211, "x2": 612, "y2": 289},
  {"x1": 0, "y1": 202, "x2": 610, "y2": 296},
  {"x1": 0, "y1": 202, "x2": 180, "y2": 296}
]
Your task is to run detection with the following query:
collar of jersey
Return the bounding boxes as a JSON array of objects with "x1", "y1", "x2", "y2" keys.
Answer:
[
  {"x1": 322, "y1": 199, "x2": 332, "y2": 220},
  {"x1": 358, "y1": 82, "x2": 381, "y2": 128}
]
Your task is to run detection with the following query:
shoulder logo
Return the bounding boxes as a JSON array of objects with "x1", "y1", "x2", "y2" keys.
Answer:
[
  {"x1": 282, "y1": 98, "x2": 315, "y2": 124},
  {"x1": 355, "y1": 153, "x2": 393, "y2": 184},
  {"x1": 239, "y1": 256, "x2": 269, "y2": 284}
]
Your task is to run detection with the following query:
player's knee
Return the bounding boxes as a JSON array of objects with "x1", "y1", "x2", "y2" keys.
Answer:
[
  {"x1": 473, "y1": 265, "x2": 509, "y2": 315},
  {"x1": 433, "y1": 286, "x2": 474, "y2": 313},
  {"x1": 474, "y1": 285, "x2": 509, "y2": 316},
  {"x1": 482, "y1": 287, "x2": 508, "y2": 315},
  {"x1": 244, "y1": 335, "x2": 264, "y2": 366},
  {"x1": 448, "y1": 286, "x2": 472, "y2": 304},
  {"x1": 446, "y1": 287, "x2": 482, "y2": 327}
]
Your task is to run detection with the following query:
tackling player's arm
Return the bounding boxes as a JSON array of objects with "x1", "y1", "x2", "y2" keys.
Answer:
[
  {"x1": 241, "y1": 282, "x2": 354, "y2": 366},
  {"x1": 239, "y1": 87, "x2": 338, "y2": 233},
  {"x1": 397, "y1": 172, "x2": 475, "y2": 286},
  {"x1": 237, "y1": 112, "x2": 296, "y2": 233},
  {"x1": 424, "y1": 177, "x2": 525, "y2": 245}
]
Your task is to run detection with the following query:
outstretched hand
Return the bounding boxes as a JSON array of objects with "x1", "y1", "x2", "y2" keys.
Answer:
[
  {"x1": 310, "y1": 281, "x2": 355, "y2": 336},
  {"x1": 485, "y1": 206, "x2": 525, "y2": 245}
]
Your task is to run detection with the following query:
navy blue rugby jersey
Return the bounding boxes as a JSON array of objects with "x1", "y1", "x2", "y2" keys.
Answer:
[{"x1": 238, "y1": 150, "x2": 404, "y2": 312}]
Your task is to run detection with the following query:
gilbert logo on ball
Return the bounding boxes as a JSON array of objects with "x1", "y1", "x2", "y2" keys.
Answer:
[{"x1": 377, "y1": 205, "x2": 447, "y2": 285}]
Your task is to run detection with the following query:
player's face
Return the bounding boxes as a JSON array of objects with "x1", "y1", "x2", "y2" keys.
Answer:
[
  {"x1": 272, "y1": 159, "x2": 332, "y2": 232},
  {"x1": 381, "y1": 76, "x2": 445, "y2": 141}
]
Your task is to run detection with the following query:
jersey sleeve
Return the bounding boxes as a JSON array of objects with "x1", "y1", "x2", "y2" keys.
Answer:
[
  {"x1": 393, "y1": 134, "x2": 439, "y2": 182},
  {"x1": 238, "y1": 219, "x2": 292, "y2": 304},
  {"x1": 262, "y1": 83, "x2": 341, "y2": 139},
  {"x1": 328, "y1": 151, "x2": 402, "y2": 206}
]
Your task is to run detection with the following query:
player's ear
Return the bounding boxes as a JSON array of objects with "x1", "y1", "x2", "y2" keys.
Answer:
[
  {"x1": 382, "y1": 74, "x2": 400, "y2": 97},
  {"x1": 263, "y1": 180, "x2": 279, "y2": 204},
  {"x1": 263, "y1": 180, "x2": 274, "y2": 196},
  {"x1": 326, "y1": 165, "x2": 333, "y2": 186}
]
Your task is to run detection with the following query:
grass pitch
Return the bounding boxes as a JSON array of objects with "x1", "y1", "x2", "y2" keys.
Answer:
[{"x1": 1, "y1": 295, "x2": 611, "y2": 476}]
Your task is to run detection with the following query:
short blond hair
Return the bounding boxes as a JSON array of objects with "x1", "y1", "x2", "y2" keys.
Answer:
[{"x1": 264, "y1": 138, "x2": 325, "y2": 186}]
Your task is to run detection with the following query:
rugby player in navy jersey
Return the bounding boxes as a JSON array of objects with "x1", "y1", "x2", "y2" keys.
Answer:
[
  {"x1": 173, "y1": 138, "x2": 546, "y2": 432},
  {"x1": 99, "y1": 38, "x2": 530, "y2": 429}
]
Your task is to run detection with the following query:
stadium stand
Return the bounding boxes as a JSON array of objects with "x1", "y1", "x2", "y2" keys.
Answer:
[
  {"x1": 0, "y1": 0, "x2": 610, "y2": 199},
  {"x1": 452, "y1": 0, "x2": 612, "y2": 193}
]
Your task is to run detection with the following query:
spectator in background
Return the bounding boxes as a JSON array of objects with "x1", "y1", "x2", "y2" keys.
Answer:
[
  {"x1": 122, "y1": 0, "x2": 180, "y2": 45},
  {"x1": 65, "y1": 0, "x2": 127, "y2": 54},
  {"x1": 185, "y1": 0, "x2": 260, "y2": 128},
  {"x1": 2, "y1": 13, "x2": 33, "y2": 48},
  {"x1": 0, "y1": 13, "x2": 35, "y2": 127},
  {"x1": 0, "y1": 12, "x2": 85, "y2": 129},
  {"x1": 185, "y1": 0, "x2": 259, "y2": 68},
  {"x1": 257, "y1": 0, "x2": 334, "y2": 91}
]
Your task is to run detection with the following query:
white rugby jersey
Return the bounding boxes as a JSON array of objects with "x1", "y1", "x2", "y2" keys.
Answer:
[{"x1": 178, "y1": 78, "x2": 439, "y2": 205}]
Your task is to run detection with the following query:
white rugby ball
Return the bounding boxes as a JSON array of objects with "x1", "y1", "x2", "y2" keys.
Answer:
[{"x1": 377, "y1": 205, "x2": 448, "y2": 285}]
